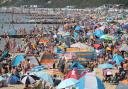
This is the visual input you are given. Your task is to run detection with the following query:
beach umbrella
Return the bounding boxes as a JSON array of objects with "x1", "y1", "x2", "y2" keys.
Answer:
[
  {"x1": 75, "y1": 26, "x2": 81, "y2": 31},
  {"x1": 123, "y1": 24, "x2": 128, "y2": 30},
  {"x1": 71, "y1": 42, "x2": 94, "y2": 52},
  {"x1": 70, "y1": 61, "x2": 84, "y2": 69},
  {"x1": 100, "y1": 35, "x2": 113, "y2": 40},
  {"x1": 12, "y1": 54, "x2": 25, "y2": 67},
  {"x1": 9, "y1": 75, "x2": 20, "y2": 84},
  {"x1": 98, "y1": 63, "x2": 113, "y2": 69},
  {"x1": 57, "y1": 31, "x2": 66, "y2": 36},
  {"x1": 57, "y1": 78, "x2": 79, "y2": 89},
  {"x1": 106, "y1": 17, "x2": 114, "y2": 22},
  {"x1": 54, "y1": 47, "x2": 64, "y2": 54},
  {"x1": 40, "y1": 51, "x2": 55, "y2": 65},
  {"x1": 39, "y1": 39, "x2": 49, "y2": 44},
  {"x1": 64, "y1": 52, "x2": 77, "y2": 60},
  {"x1": 80, "y1": 69, "x2": 90, "y2": 78},
  {"x1": 21, "y1": 74, "x2": 36, "y2": 85},
  {"x1": 93, "y1": 44, "x2": 101, "y2": 49},
  {"x1": 30, "y1": 71, "x2": 53, "y2": 85},
  {"x1": 0, "y1": 76, "x2": 5, "y2": 82},
  {"x1": 94, "y1": 30, "x2": 104, "y2": 37},
  {"x1": 64, "y1": 68, "x2": 79, "y2": 80},
  {"x1": 76, "y1": 73, "x2": 105, "y2": 89},
  {"x1": 112, "y1": 54, "x2": 124, "y2": 65},
  {"x1": 119, "y1": 44, "x2": 128, "y2": 52},
  {"x1": 31, "y1": 65, "x2": 45, "y2": 72},
  {"x1": 116, "y1": 83, "x2": 128, "y2": 89}
]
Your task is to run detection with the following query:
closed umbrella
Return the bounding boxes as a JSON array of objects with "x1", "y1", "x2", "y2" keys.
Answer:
[{"x1": 57, "y1": 78, "x2": 79, "y2": 89}]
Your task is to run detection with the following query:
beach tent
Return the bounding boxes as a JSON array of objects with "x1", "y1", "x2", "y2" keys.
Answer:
[
  {"x1": 70, "y1": 61, "x2": 84, "y2": 69},
  {"x1": 76, "y1": 73, "x2": 105, "y2": 89},
  {"x1": 57, "y1": 78, "x2": 79, "y2": 89},
  {"x1": 112, "y1": 54, "x2": 124, "y2": 65},
  {"x1": 12, "y1": 54, "x2": 25, "y2": 67},
  {"x1": 8, "y1": 75, "x2": 20, "y2": 84}
]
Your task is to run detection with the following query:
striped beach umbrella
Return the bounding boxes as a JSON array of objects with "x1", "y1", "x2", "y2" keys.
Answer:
[{"x1": 21, "y1": 74, "x2": 37, "y2": 85}]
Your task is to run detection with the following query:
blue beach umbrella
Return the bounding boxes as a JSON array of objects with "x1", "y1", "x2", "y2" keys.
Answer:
[
  {"x1": 98, "y1": 63, "x2": 113, "y2": 69},
  {"x1": 12, "y1": 54, "x2": 25, "y2": 66},
  {"x1": 76, "y1": 74, "x2": 105, "y2": 89},
  {"x1": 75, "y1": 26, "x2": 81, "y2": 31},
  {"x1": 31, "y1": 65, "x2": 45, "y2": 72},
  {"x1": 112, "y1": 54, "x2": 124, "y2": 65},
  {"x1": 9, "y1": 75, "x2": 20, "y2": 84},
  {"x1": 57, "y1": 78, "x2": 79, "y2": 89},
  {"x1": 94, "y1": 30, "x2": 104, "y2": 37},
  {"x1": 33, "y1": 71, "x2": 54, "y2": 85},
  {"x1": 123, "y1": 24, "x2": 128, "y2": 30},
  {"x1": 70, "y1": 61, "x2": 84, "y2": 69},
  {"x1": 0, "y1": 76, "x2": 5, "y2": 82}
]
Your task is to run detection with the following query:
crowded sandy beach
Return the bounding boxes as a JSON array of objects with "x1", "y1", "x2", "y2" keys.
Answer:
[{"x1": 0, "y1": 6, "x2": 128, "y2": 89}]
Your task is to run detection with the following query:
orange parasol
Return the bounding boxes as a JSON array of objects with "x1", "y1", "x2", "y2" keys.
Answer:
[
  {"x1": 40, "y1": 59, "x2": 54, "y2": 65},
  {"x1": 39, "y1": 39, "x2": 49, "y2": 44}
]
